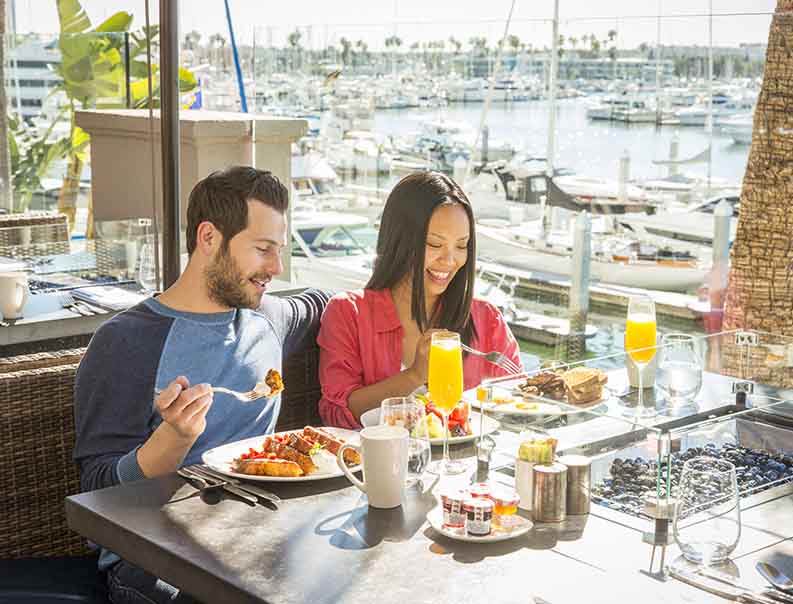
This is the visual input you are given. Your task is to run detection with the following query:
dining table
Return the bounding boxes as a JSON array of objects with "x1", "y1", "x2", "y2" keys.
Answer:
[{"x1": 65, "y1": 389, "x2": 793, "y2": 604}]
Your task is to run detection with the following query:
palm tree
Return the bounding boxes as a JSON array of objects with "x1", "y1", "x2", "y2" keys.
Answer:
[
  {"x1": 209, "y1": 33, "x2": 227, "y2": 70},
  {"x1": 183, "y1": 30, "x2": 201, "y2": 51},
  {"x1": 723, "y1": 0, "x2": 793, "y2": 358},
  {"x1": 385, "y1": 35, "x2": 402, "y2": 73},
  {"x1": 507, "y1": 35, "x2": 520, "y2": 55},
  {"x1": 354, "y1": 40, "x2": 367, "y2": 68},
  {"x1": 288, "y1": 29, "x2": 302, "y2": 71},
  {"x1": 0, "y1": 0, "x2": 11, "y2": 211},
  {"x1": 339, "y1": 37, "x2": 352, "y2": 67}
]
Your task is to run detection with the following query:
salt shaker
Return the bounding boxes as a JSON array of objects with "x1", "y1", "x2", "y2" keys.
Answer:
[
  {"x1": 532, "y1": 462, "x2": 567, "y2": 523},
  {"x1": 557, "y1": 454, "x2": 591, "y2": 515},
  {"x1": 515, "y1": 433, "x2": 557, "y2": 511}
]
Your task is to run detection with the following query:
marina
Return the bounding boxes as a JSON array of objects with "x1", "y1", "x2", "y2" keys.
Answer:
[{"x1": 2, "y1": 2, "x2": 791, "y2": 604}]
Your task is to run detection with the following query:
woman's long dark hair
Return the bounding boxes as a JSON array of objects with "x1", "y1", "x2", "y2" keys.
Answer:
[{"x1": 366, "y1": 171, "x2": 477, "y2": 346}]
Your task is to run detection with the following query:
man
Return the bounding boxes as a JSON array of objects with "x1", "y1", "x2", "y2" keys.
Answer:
[{"x1": 74, "y1": 166, "x2": 329, "y2": 603}]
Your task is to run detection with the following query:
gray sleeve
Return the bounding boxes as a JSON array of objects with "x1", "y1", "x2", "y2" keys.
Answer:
[
  {"x1": 259, "y1": 288, "x2": 333, "y2": 358},
  {"x1": 73, "y1": 311, "x2": 170, "y2": 492}
]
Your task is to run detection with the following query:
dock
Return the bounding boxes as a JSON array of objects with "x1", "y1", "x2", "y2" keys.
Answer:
[
  {"x1": 478, "y1": 260, "x2": 703, "y2": 323},
  {"x1": 506, "y1": 310, "x2": 598, "y2": 347}
]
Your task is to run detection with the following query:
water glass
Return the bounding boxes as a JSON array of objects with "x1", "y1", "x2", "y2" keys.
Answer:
[
  {"x1": 673, "y1": 457, "x2": 741, "y2": 565},
  {"x1": 657, "y1": 334, "x2": 702, "y2": 406},
  {"x1": 137, "y1": 235, "x2": 160, "y2": 292},
  {"x1": 379, "y1": 397, "x2": 431, "y2": 486}
]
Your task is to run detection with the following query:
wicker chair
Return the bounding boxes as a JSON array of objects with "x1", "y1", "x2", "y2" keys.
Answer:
[
  {"x1": 0, "y1": 340, "x2": 323, "y2": 560},
  {"x1": 0, "y1": 338, "x2": 324, "y2": 602},
  {"x1": 0, "y1": 212, "x2": 70, "y2": 259}
]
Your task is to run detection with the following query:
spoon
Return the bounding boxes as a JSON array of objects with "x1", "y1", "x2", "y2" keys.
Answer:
[
  {"x1": 757, "y1": 561, "x2": 793, "y2": 592},
  {"x1": 176, "y1": 469, "x2": 226, "y2": 505}
]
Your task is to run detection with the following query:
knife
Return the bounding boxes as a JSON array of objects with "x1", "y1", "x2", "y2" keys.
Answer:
[
  {"x1": 671, "y1": 567, "x2": 780, "y2": 604},
  {"x1": 189, "y1": 465, "x2": 281, "y2": 504},
  {"x1": 181, "y1": 467, "x2": 257, "y2": 507},
  {"x1": 696, "y1": 567, "x2": 793, "y2": 604}
]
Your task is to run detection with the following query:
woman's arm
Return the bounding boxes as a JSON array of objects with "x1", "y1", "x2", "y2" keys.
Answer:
[{"x1": 318, "y1": 295, "x2": 435, "y2": 426}]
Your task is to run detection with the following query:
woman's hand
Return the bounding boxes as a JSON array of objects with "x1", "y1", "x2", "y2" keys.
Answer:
[{"x1": 407, "y1": 329, "x2": 445, "y2": 386}]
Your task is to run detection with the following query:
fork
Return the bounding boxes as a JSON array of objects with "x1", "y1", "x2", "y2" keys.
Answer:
[
  {"x1": 460, "y1": 342, "x2": 522, "y2": 374},
  {"x1": 154, "y1": 385, "x2": 266, "y2": 402},
  {"x1": 58, "y1": 292, "x2": 95, "y2": 316}
]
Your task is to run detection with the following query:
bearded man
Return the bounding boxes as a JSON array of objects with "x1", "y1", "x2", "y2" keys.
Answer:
[{"x1": 74, "y1": 166, "x2": 329, "y2": 603}]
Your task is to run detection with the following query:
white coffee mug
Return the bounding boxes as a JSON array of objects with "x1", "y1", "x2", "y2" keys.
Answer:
[
  {"x1": 0, "y1": 272, "x2": 30, "y2": 320},
  {"x1": 338, "y1": 424, "x2": 408, "y2": 509}
]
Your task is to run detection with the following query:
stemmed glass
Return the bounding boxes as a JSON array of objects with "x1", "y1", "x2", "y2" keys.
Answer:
[
  {"x1": 379, "y1": 397, "x2": 431, "y2": 486},
  {"x1": 673, "y1": 457, "x2": 741, "y2": 565},
  {"x1": 625, "y1": 294, "x2": 657, "y2": 419},
  {"x1": 428, "y1": 331, "x2": 466, "y2": 475}
]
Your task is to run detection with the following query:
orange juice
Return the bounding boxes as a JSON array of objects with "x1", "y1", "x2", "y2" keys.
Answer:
[
  {"x1": 428, "y1": 340, "x2": 463, "y2": 413},
  {"x1": 625, "y1": 314, "x2": 657, "y2": 364}
]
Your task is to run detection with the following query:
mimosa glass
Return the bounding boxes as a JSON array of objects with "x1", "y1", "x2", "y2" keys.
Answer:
[
  {"x1": 625, "y1": 295, "x2": 657, "y2": 419},
  {"x1": 428, "y1": 331, "x2": 466, "y2": 475}
]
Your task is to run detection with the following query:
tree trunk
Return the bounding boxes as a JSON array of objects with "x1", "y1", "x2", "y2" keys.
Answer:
[
  {"x1": 722, "y1": 0, "x2": 793, "y2": 387},
  {"x1": 0, "y1": 0, "x2": 14, "y2": 212},
  {"x1": 723, "y1": 0, "x2": 793, "y2": 334}
]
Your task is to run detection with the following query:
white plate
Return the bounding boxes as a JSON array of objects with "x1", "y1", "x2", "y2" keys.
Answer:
[
  {"x1": 359, "y1": 408, "x2": 499, "y2": 446},
  {"x1": 426, "y1": 507, "x2": 533, "y2": 543},
  {"x1": 464, "y1": 386, "x2": 609, "y2": 417},
  {"x1": 201, "y1": 427, "x2": 361, "y2": 482}
]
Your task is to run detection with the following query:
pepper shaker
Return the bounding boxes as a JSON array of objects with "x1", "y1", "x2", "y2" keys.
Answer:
[
  {"x1": 557, "y1": 454, "x2": 591, "y2": 515},
  {"x1": 532, "y1": 462, "x2": 567, "y2": 523}
]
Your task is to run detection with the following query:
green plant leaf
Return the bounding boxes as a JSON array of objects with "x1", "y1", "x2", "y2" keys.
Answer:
[
  {"x1": 57, "y1": 0, "x2": 91, "y2": 35},
  {"x1": 178, "y1": 67, "x2": 197, "y2": 93},
  {"x1": 94, "y1": 11, "x2": 133, "y2": 33}
]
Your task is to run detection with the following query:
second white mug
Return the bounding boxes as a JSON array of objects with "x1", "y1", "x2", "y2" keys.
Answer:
[
  {"x1": 0, "y1": 272, "x2": 30, "y2": 320},
  {"x1": 338, "y1": 424, "x2": 408, "y2": 509}
]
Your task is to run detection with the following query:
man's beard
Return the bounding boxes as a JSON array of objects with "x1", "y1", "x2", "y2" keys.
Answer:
[{"x1": 205, "y1": 247, "x2": 263, "y2": 309}]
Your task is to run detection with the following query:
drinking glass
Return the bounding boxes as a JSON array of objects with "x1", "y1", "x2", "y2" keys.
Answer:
[
  {"x1": 428, "y1": 331, "x2": 466, "y2": 475},
  {"x1": 657, "y1": 334, "x2": 702, "y2": 407},
  {"x1": 379, "y1": 397, "x2": 431, "y2": 486},
  {"x1": 137, "y1": 235, "x2": 160, "y2": 293},
  {"x1": 625, "y1": 295, "x2": 657, "y2": 419},
  {"x1": 673, "y1": 457, "x2": 741, "y2": 565}
]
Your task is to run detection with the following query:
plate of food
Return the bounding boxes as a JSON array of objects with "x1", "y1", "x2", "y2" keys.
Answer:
[
  {"x1": 426, "y1": 506, "x2": 533, "y2": 543},
  {"x1": 359, "y1": 404, "x2": 499, "y2": 446},
  {"x1": 202, "y1": 426, "x2": 361, "y2": 482},
  {"x1": 467, "y1": 367, "x2": 611, "y2": 417}
]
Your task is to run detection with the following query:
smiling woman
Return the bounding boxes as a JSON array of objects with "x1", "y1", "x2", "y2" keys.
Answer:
[{"x1": 316, "y1": 171, "x2": 523, "y2": 429}]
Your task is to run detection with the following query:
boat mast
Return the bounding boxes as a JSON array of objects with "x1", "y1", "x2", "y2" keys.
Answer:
[
  {"x1": 655, "y1": 0, "x2": 662, "y2": 124},
  {"x1": 464, "y1": 0, "x2": 516, "y2": 182},
  {"x1": 706, "y1": 0, "x2": 713, "y2": 192},
  {"x1": 543, "y1": 0, "x2": 560, "y2": 236}
]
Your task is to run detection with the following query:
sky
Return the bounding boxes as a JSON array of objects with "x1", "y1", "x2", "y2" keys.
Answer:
[{"x1": 11, "y1": 0, "x2": 776, "y2": 50}]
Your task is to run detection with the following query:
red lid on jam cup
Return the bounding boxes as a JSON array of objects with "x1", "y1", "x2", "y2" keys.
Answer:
[
  {"x1": 469, "y1": 482, "x2": 493, "y2": 499},
  {"x1": 462, "y1": 496, "x2": 494, "y2": 513}
]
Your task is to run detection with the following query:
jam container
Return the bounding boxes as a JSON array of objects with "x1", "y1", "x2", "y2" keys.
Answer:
[
  {"x1": 440, "y1": 489, "x2": 466, "y2": 529},
  {"x1": 463, "y1": 497, "x2": 493, "y2": 536},
  {"x1": 492, "y1": 488, "x2": 520, "y2": 517},
  {"x1": 469, "y1": 482, "x2": 493, "y2": 501}
]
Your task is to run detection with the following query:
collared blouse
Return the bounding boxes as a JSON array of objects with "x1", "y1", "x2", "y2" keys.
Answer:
[{"x1": 317, "y1": 288, "x2": 522, "y2": 429}]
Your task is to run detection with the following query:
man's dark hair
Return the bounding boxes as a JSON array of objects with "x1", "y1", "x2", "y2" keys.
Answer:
[
  {"x1": 186, "y1": 166, "x2": 289, "y2": 255},
  {"x1": 366, "y1": 171, "x2": 477, "y2": 346}
]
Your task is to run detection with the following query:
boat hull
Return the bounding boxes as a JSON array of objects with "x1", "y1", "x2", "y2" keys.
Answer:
[{"x1": 477, "y1": 224, "x2": 708, "y2": 293}]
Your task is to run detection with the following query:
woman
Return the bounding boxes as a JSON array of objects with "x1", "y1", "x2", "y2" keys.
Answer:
[{"x1": 317, "y1": 171, "x2": 522, "y2": 428}]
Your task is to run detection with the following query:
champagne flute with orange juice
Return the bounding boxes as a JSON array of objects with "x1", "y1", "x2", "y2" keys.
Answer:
[
  {"x1": 428, "y1": 331, "x2": 466, "y2": 475},
  {"x1": 625, "y1": 295, "x2": 657, "y2": 418}
]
